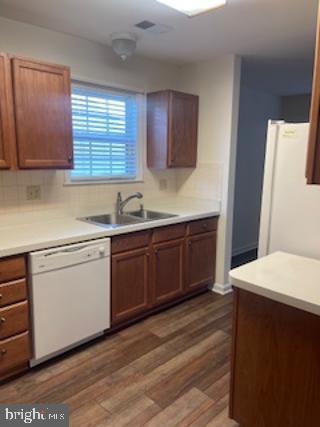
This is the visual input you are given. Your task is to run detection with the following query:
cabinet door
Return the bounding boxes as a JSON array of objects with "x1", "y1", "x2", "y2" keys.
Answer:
[
  {"x1": 0, "y1": 53, "x2": 16, "y2": 169},
  {"x1": 186, "y1": 231, "x2": 216, "y2": 292},
  {"x1": 112, "y1": 247, "x2": 150, "y2": 324},
  {"x1": 12, "y1": 57, "x2": 73, "y2": 169},
  {"x1": 169, "y1": 91, "x2": 198, "y2": 167},
  {"x1": 307, "y1": 4, "x2": 320, "y2": 184},
  {"x1": 152, "y1": 238, "x2": 184, "y2": 306},
  {"x1": 147, "y1": 91, "x2": 169, "y2": 169}
]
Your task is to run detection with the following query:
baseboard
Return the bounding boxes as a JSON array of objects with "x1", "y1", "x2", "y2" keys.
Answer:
[
  {"x1": 232, "y1": 243, "x2": 258, "y2": 257},
  {"x1": 212, "y1": 282, "x2": 233, "y2": 295}
]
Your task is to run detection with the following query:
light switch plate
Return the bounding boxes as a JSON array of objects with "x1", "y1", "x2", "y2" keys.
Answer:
[{"x1": 26, "y1": 185, "x2": 41, "y2": 201}]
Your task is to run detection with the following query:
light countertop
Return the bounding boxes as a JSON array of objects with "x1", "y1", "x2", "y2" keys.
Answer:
[
  {"x1": 230, "y1": 251, "x2": 320, "y2": 316},
  {"x1": 0, "y1": 197, "x2": 220, "y2": 258}
]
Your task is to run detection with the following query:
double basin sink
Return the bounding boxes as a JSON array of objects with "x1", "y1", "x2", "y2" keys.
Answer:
[{"x1": 82, "y1": 209, "x2": 178, "y2": 228}]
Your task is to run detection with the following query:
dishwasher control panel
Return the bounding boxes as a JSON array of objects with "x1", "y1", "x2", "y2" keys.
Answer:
[{"x1": 30, "y1": 238, "x2": 110, "y2": 275}]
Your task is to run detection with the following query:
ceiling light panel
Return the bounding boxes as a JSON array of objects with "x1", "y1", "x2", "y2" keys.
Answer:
[{"x1": 156, "y1": 0, "x2": 226, "y2": 16}]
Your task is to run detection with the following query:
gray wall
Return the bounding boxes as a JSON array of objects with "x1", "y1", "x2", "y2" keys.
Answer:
[
  {"x1": 232, "y1": 91, "x2": 311, "y2": 256},
  {"x1": 232, "y1": 85, "x2": 281, "y2": 255},
  {"x1": 281, "y1": 94, "x2": 311, "y2": 122}
]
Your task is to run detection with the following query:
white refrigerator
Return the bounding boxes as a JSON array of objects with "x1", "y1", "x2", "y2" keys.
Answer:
[{"x1": 258, "y1": 121, "x2": 320, "y2": 259}]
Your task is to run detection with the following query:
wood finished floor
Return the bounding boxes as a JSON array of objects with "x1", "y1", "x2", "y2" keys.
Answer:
[{"x1": 0, "y1": 292, "x2": 238, "y2": 427}]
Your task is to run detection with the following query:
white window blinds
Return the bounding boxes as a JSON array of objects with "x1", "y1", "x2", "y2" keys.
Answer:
[{"x1": 71, "y1": 83, "x2": 139, "y2": 181}]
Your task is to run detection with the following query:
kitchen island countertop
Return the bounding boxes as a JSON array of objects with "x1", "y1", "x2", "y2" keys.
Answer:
[{"x1": 230, "y1": 251, "x2": 320, "y2": 316}]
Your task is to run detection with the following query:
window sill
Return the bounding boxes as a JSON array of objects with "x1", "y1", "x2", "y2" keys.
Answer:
[{"x1": 64, "y1": 176, "x2": 144, "y2": 186}]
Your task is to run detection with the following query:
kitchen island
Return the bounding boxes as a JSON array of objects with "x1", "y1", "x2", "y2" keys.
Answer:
[{"x1": 229, "y1": 252, "x2": 320, "y2": 427}]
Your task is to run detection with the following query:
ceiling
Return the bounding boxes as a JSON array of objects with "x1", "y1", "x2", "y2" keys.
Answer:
[
  {"x1": 0, "y1": 0, "x2": 317, "y2": 93},
  {"x1": 0, "y1": 0, "x2": 317, "y2": 63}
]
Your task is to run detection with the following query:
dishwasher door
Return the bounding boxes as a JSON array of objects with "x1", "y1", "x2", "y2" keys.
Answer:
[{"x1": 29, "y1": 239, "x2": 110, "y2": 365}]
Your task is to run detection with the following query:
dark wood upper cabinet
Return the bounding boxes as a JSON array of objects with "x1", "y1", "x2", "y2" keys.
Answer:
[
  {"x1": 0, "y1": 53, "x2": 16, "y2": 169},
  {"x1": 307, "y1": 5, "x2": 320, "y2": 184},
  {"x1": 147, "y1": 90, "x2": 199, "y2": 169},
  {"x1": 12, "y1": 57, "x2": 73, "y2": 169},
  {"x1": 152, "y1": 238, "x2": 185, "y2": 306}
]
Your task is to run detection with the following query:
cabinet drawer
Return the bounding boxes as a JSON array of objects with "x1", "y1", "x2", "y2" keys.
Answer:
[
  {"x1": 0, "y1": 301, "x2": 29, "y2": 340},
  {"x1": 0, "y1": 256, "x2": 26, "y2": 284},
  {"x1": 0, "y1": 279, "x2": 27, "y2": 307},
  {"x1": 153, "y1": 223, "x2": 186, "y2": 243},
  {"x1": 0, "y1": 332, "x2": 31, "y2": 376},
  {"x1": 188, "y1": 217, "x2": 218, "y2": 236},
  {"x1": 112, "y1": 230, "x2": 151, "y2": 254}
]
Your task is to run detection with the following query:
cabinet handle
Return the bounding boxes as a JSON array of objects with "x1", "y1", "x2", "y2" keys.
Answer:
[
  {"x1": 0, "y1": 349, "x2": 7, "y2": 356},
  {"x1": 0, "y1": 294, "x2": 2, "y2": 300},
  {"x1": 0, "y1": 317, "x2": 6, "y2": 325},
  {"x1": 68, "y1": 155, "x2": 73, "y2": 163}
]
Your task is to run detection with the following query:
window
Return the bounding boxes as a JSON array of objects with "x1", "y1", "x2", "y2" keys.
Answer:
[{"x1": 69, "y1": 82, "x2": 143, "y2": 183}]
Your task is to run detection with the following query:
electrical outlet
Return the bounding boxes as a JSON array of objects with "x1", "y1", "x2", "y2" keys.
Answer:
[
  {"x1": 26, "y1": 185, "x2": 41, "y2": 201},
  {"x1": 159, "y1": 179, "x2": 168, "y2": 191}
]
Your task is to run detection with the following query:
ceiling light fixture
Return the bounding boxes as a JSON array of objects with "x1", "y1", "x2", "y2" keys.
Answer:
[
  {"x1": 156, "y1": 0, "x2": 226, "y2": 17},
  {"x1": 111, "y1": 32, "x2": 137, "y2": 61}
]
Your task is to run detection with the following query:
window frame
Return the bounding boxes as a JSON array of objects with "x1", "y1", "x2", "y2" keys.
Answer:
[{"x1": 65, "y1": 79, "x2": 145, "y2": 186}]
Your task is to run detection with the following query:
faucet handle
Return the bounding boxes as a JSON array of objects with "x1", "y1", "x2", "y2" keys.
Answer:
[{"x1": 117, "y1": 192, "x2": 122, "y2": 202}]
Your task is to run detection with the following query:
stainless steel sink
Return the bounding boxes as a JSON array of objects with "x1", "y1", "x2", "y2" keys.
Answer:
[
  {"x1": 81, "y1": 213, "x2": 143, "y2": 228},
  {"x1": 127, "y1": 209, "x2": 178, "y2": 221},
  {"x1": 81, "y1": 209, "x2": 178, "y2": 228}
]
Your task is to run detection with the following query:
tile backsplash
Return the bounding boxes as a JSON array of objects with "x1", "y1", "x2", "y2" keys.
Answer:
[
  {"x1": 176, "y1": 162, "x2": 222, "y2": 201},
  {"x1": 0, "y1": 168, "x2": 176, "y2": 218},
  {"x1": 0, "y1": 162, "x2": 222, "y2": 225}
]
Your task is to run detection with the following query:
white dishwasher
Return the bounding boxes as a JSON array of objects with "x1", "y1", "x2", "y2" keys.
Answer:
[{"x1": 29, "y1": 238, "x2": 110, "y2": 366}]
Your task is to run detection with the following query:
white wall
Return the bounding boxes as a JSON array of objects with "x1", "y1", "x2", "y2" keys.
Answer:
[
  {"x1": 0, "y1": 16, "x2": 180, "y2": 222},
  {"x1": 176, "y1": 56, "x2": 241, "y2": 292},
  {"x1": 232, "y1": 85, "x2": 281, "y2": 256},
  {"x1": 0, "y1": 17, "x2": 179, "y2": 92},
  {"x1": 0, "y1": 17, "x2": 242, "y2": 294}
]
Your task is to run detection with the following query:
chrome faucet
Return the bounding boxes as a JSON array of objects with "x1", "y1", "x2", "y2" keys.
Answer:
[{"x1": 116, "y1": 192, "x2": 143, "y2": 215}]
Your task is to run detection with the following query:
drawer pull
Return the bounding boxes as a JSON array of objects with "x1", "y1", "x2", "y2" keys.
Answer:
[
  {"x1": 0, "y1": 294, "x2": 2, "y2": 299},
  {"x1": 0, "y1": 349, "x2": 7, "y2": 356},
  {"x1": 0, "y1": 317, "x2": 6, "y2": 325}
]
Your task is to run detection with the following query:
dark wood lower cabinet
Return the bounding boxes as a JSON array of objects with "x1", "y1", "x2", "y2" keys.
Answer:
[
  {"x1": 111, "y1": 218, "x2": 218, "y2": 326},
  {"x1": 230, "y1": 288, "x2": 320, "y2": 427},
  {"x1": 186, "y1": 231, "x2": 217, "y2": 292},
  {"x1": 112, "y1": 247, "x2": 150, "y2": 325},
  {"x1": 152, "y1": 238, "x2": 184, "y2": 306},
  {"x1": 0, "y1": 332, "x2": 30, "y2": 379},
  {"x1": 0, "y1": 255, "x2": 31, "y2": 381}
]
